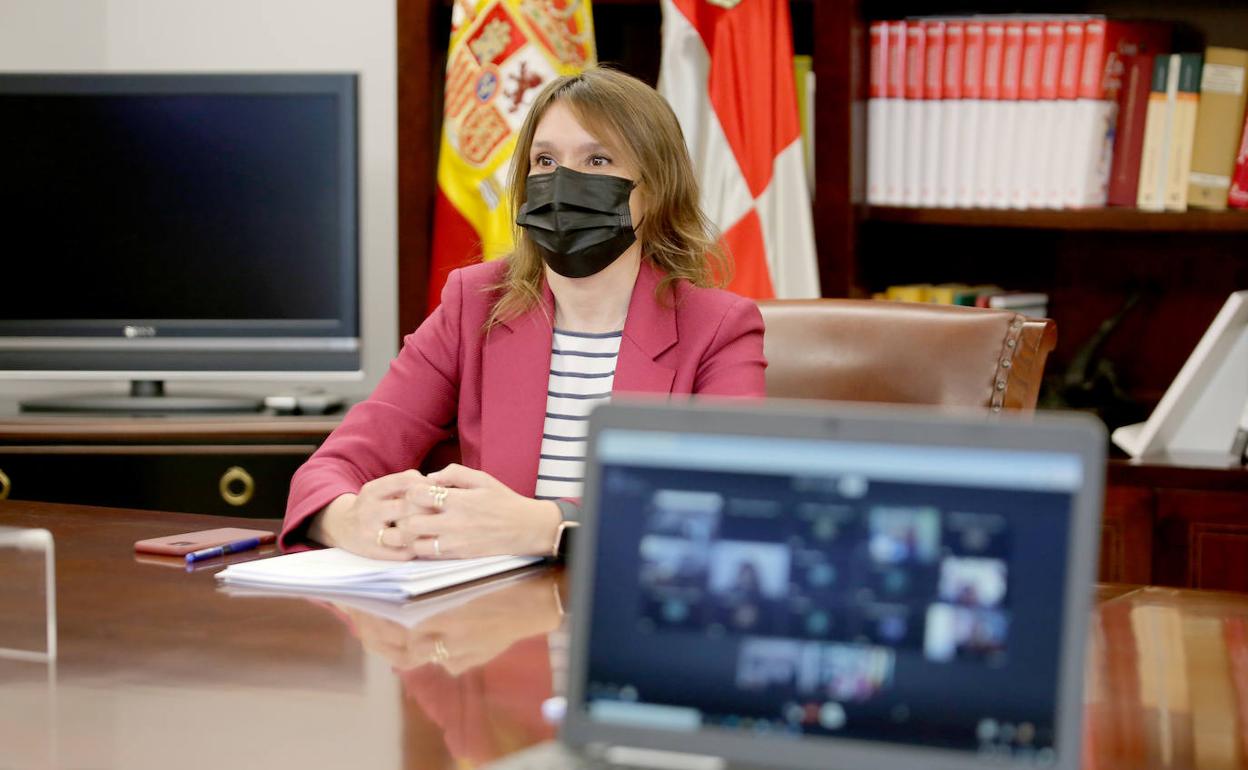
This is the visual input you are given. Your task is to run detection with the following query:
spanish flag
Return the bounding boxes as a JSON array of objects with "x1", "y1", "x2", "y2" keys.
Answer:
[{"x1": 428, "y1": 0, "x2": 597, "y2": 312}]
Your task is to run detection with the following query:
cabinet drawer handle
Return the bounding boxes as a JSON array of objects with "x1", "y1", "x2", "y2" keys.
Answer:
[
  {"x1": 0, "y1": 468, "x2": 9, "y2": 500},
  {"x1": 219, "y1": 466, "x2": 255, "y2": 507}
]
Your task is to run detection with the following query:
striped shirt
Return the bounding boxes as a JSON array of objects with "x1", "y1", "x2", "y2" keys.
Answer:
[{"x1": 533, "y1": 328, "x2": 622, "y2": 501}]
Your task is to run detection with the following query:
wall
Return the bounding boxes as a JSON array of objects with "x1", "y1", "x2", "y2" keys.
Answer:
[{"x1": 0, "y1": 0, "x2": 397, "y2": 400}]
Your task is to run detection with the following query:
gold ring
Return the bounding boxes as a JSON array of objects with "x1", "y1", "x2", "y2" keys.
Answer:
[
  {"x1": 429, "y1": 485, "x2": 449, "y2": 510},
  {"x1": 434, "y1": 639, "x2": 450, "y2": 663},
  {"x1": 376, "y1": 527, "x2": 388, "y2": 548},
  {"x1": 433, "y1": 537, "x2": 441, "y2": 558}
]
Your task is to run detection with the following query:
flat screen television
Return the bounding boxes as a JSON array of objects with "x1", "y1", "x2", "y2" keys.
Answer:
[{"x1": 0, "y1": 73, "x2": 360, "y2": 413}]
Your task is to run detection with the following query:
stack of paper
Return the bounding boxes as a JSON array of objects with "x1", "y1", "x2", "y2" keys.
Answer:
[
  {"x1": 220, "y1": 568, "x2": 538, "y2": 626},
  {"x1": 215, "y1": 548, "x2": 542, "y2": 601}
]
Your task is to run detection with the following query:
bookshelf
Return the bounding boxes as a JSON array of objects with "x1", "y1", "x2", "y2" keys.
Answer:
[{"x1": 850, "y1": 1, "x2": 1248, "y2": 414}]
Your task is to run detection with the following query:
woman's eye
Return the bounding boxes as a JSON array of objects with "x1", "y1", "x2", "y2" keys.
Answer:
[
  {"x1": 589, "y1": 155, "x2": 611, "y2": 167},
  {"x1": 534, "y1": 155, "x2": 556, "y2": 168}
]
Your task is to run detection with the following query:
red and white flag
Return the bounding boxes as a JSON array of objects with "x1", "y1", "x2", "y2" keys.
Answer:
[{"x1": 658, "y1": 0, "x2": 818, "y2": 299}]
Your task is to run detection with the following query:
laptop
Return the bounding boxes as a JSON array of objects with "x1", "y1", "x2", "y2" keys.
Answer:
[{"x1": 490, "y1": 400, "x2": 1104, "y2": 770}]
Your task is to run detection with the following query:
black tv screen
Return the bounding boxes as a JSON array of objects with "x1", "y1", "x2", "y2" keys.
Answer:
[{"x1": 0, "y1": 74, "x2": 359, "y2": 375}]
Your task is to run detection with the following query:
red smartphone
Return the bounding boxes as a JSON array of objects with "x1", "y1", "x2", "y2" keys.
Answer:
[{"x1": 134, "y1": 527, "x2": 276, "y2": 556}]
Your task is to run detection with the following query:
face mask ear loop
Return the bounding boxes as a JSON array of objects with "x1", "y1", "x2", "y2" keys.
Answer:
[{"x1": 626, "y1": 179, "x2": 642, "y2": 235}]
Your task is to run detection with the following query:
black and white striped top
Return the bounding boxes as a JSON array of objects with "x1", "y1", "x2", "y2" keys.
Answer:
[{"x1": 534, "y1": 328, "x2": 622, "y2": 501}]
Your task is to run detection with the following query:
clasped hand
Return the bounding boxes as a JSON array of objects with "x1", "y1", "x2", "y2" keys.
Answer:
[{"x1": 311, "y1": 464, "x2": 562, "y2": 560}]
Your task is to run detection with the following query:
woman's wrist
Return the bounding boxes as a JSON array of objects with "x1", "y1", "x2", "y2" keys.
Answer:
[
  {"x1": 308, "y1": 493, "x2": 356, "y2": 547},
  {"x1": 527, "y1": 499, "x2": 563, "y2": 556}
]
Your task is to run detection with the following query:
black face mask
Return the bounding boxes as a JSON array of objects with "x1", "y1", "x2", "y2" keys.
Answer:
[{"x1": 515, "y1": 166, "x2": 637, "y2": 279}]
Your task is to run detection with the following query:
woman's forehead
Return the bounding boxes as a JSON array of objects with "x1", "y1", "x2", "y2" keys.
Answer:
[{"x1": 533, "y1": 101, "x2": 627, "y2": 157}]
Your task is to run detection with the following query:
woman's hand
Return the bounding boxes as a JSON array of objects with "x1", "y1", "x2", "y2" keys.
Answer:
[
  {"x1": 389, "y1": 464, "x2": 563, "y2": 559},
  {"x1": 307, "y1": 469, "x2": 427, "y2": 560}
]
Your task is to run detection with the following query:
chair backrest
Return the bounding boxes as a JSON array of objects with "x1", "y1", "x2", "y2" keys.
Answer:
[{"x1": 757, "y1": 299, "x2": 1057, "y2": 412}]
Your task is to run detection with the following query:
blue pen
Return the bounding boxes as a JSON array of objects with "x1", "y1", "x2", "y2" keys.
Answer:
[{"x1": 185, "y1": 537, "x2": 263, "y2": 564}]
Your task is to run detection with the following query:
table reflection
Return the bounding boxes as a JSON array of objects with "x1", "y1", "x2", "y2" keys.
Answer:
[
  {"x1": 1086, "y1": 587, "x2": 1248, "y2": 770},
  {"x1": 315, "y1": 568, "x2": 565, "y2": 768},
  {"x1": 14, "y1": 493, "x2": 1248, "y2": 770}
]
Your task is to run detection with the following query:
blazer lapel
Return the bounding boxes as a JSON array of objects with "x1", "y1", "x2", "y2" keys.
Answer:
[
  {"x1": 613, "y1": 263, "x2": 677, "y2": 395},
  {"x1": 481, "y1": 291, "x2": 554, "y2": 497}
]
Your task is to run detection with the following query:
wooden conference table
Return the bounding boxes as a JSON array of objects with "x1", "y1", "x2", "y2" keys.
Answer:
[{"x1": 1, "y1": 501, "x2": 1246, "y2": 770}]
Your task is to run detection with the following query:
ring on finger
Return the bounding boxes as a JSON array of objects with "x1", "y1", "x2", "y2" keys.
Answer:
[
  {"x1": 376, "y1": 526, "x2": 388, "y2": 548},
  {"x1": 428, "y1": 639, "x2": 450, "y2": 665},
  {"x1": 433, "y1": 536, "x2": 441, "y2": 558},
  {"x1": 429, "y1": 484, "x2": 449, "y2": 510}
]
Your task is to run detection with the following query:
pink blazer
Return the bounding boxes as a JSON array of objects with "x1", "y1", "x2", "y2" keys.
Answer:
[{"x1": 281, "y1": 259, "x2": 766, "y2": 549}]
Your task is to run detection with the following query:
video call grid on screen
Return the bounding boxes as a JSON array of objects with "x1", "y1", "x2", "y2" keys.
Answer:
[{"x1": 584, "y1": 431, "x2": 1080, "y2": 760}]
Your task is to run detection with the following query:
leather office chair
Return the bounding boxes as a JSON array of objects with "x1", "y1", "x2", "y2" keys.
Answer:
[
  {"x1": 420, "y1": 299, "x2": 1057, "y2": 473},
  {"x1": 757, "y1": 299, "x2": 1057, "y2": 412}
]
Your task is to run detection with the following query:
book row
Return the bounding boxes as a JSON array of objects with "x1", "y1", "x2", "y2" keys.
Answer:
[
  {"x1": 865, "y1": 15, "x2": 1248, "y2": 213},
  {"x1": 877, "y1": 285, "x2": 1049, "y2": 319}
]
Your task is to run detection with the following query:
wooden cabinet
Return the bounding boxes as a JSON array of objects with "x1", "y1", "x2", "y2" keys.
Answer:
[
  {"x1": 1099, "y1": 484, "x2": 1154, "y2": 584},
  {"x1": 1155, "y1": 489, "x2": 1248, "y2": 592},
  {"x1": 1105, "y1": 455, "x2": 1248, "y2": 591},
  {"x1": 0, "y1": 414, "x2": 339, "y2": 518}
]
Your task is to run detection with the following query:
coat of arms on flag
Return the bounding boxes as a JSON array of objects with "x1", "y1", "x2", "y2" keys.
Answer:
[{"x1": 429, "y1": 0, "x2": 596, "y2": 311}]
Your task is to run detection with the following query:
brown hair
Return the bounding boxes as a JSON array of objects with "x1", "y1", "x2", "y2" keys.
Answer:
[{"x1": 486, "y1": 66, "x2": 728, "y2": 328}]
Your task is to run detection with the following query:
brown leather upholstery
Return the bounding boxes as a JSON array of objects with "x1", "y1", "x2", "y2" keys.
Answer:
[
  {"x1": 757, "y1": 299, "x2": 1057, "y2": 412},
  {"x1": 419, "y1": 299, "x2": 1056, "y2": 473}
]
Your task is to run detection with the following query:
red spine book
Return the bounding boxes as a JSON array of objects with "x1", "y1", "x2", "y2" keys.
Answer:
[
  {"x1": 1230, "y1": 110, "x2": 1248, "y2": 210},
  {"x1": 867, "y1": 21, "x2": 889, "y2": 205},
  {"x1": 956, "y1": 21, "x2": 986, "y2": 207},
  {"x1": 920, "y1": 20, "x2": 945, "y2": 206},
  {"x1": 902, "y1": 21, "x2": 927, "y2": 206},
  {"x1": 937, "y1": 21, "x2": 965, "y2": 207},
  {"x1": 884, "y1": 21, "x2": 908, "y2": 205},
  {"x1": 975, "y1": 19, "x2": 1006, "y2": 207},
  {"x1": 993, "y1": 20, "x2": 1025, "y2": 208},
  {"x1": 1029, "y1": 20, "x2": 1065, "y2": 208},
  {"x1": 1020, "y1": 23, "x2": 1044, "y2": 103},
  {"x1": 1049, "y1": 17, "x2": 1086, "y2": 208},
  {"x1": 924, "y1": 22, "x2": 946, "y2": 102},
  {"x1": 1107, "y1": 53, "x2": 1156, "y2": 206},
  {"x1": 1013, "y1": 21, "x2": 1044, "y2": 209}
]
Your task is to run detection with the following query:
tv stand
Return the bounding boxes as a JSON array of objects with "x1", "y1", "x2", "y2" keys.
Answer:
[
  {"x1": 0, "y1": 407, "x2": 341, "y2": 517},
  {"x1": 19, "y1": 380, "x2": 264, "y2": 415}
]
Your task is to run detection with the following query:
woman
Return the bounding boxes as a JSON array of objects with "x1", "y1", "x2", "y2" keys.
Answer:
[{"x1": 281, "y1": 67, "x2": 766, "y2": 559}]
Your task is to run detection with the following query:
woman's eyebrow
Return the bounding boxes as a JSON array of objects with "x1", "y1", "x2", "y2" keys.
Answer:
[{"x1": 531, "y1": 139, "x2": 610, "y2": 155}]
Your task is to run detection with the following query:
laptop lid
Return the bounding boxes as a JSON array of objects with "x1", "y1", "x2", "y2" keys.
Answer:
[{"x1": 564, "y1": 400, "x2": 1104, "y2": 770}]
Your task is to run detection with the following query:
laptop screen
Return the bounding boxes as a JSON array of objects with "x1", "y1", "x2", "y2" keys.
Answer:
[{"x1": 581, "y1": 429, "x2": 1082, "y2": 764}]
